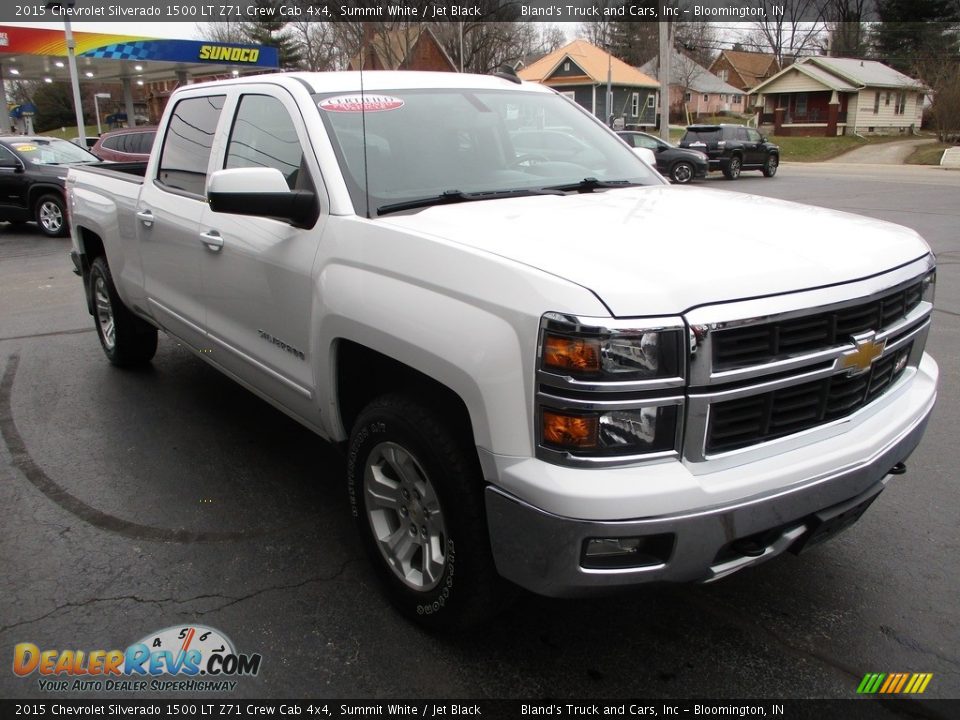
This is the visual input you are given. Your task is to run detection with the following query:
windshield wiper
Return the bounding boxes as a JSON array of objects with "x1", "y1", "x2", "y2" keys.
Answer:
[
  {"x1": 544, "y1": 177, "x2": 643, "y2": 193},
  {"x1": 376, "y1": 187, "x2": 565, "y2": 216}
]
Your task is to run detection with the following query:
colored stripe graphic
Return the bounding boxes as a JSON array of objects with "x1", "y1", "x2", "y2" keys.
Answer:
[{"x1": 858, "y1": 672, "x2": 932, "y2": 694}]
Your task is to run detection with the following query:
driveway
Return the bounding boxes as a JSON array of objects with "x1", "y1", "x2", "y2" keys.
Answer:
[{"x1": 827, "y1": 137, "x2": 935, "y2": 164}]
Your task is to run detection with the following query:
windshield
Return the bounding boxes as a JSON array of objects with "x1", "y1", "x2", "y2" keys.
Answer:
[
  {"x1": 314, "y1": 88, "x2": 662, "y2": 217},
  {"x1": 9, "y1": 138, "x2": 99, "y2": 165}
]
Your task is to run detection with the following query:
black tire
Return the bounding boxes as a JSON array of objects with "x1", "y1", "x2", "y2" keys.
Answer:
[
  {"x1": 34, "y1": 193, "x2": 68, "y2": 237},
  {"x1": 763, "y1": 154, "x2": 779, "y2": 178},
  {"x1": 347, "y1": 394, "x2": 507, "y2": 630},
  {"x1": 89, "y1": 256, "x2": 158, "y2": 367},
  {"x1": 669, "y1": 161, "x2": 695, "y2": 184},
  {"x1": 722, "y1": 156, "x2": 742, "y2": 180}
]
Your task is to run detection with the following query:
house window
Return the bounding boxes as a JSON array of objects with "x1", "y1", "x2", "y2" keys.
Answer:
[
  {"x1": 885, "y1": 92, "x2": 891, "y2": 106},
  {"x1": 684, "y1": 92, "x2": 691, "y2": 102},
  {"x1": 563, "y1": 62, "x2": 570, "y2": 72},
  {"x1": 733, "y1": 94, "x2": 742, "y2": 104},
  {"x1": 646, "y1": 95, "x2": 655, "y2": 108},
  {"x1": 718, "y1": 69, "x2": 728, "y2": 82},
  {"x1": 561, "y1": 91, "x2": 575, "y2": 101},
  {"x1": 896, "y1": 91, "x2": 906, "y2": 115},
  {"x1": 795, "y1": 93, "x2": 808, "y2": 115},
  {"x1": 703, "y1": 94, "x2": 709, "y2": 102},
  {"x1": 631, "y1": 92, "x2": 639, "y2": 116},
  {"x1": 874, "y1": 91, "x2": 880, "y2": 113}
]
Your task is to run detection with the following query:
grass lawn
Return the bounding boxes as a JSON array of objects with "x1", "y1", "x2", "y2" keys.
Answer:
[
  {"x1": 37, "y1": 125, "x2": 99, "y2": 140},
  {"x1": 905, "y1": 143, "x2": 954, "y2": 165}
]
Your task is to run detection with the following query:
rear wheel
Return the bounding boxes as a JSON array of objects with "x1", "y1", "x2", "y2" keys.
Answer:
[
  {"x1": 347, "y1": 394, "x2": 506, "y2": 630},
  {"x1": 669, "y1": 161, "x2": 695, "y2": 184},
  {"x1": 722, "y1": 156, "x2": 742, "y2": 180},
  {"x1": 763, "y1": 154, "x2": 779, "y2": 177},
  {"x1": 90, "y1": 256, "x2": 158, "y2": 367},
  {"x1": 35, "y1": 193, "x2": 68, "y2": 237}
]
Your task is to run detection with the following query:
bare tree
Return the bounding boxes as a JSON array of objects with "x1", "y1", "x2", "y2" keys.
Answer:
[
  {"x1": 288, "y1": 21, "x2": 337, "y2": 71},
  {"x1": 914, "y1": 58, "x2": 960, "y2": 142},
  {"x1": 194, "y1": 20, "x2": 247, "y2": 43},
  {"x1": 822, "y1": 0, "x2": 872, "y2": 56},
  {"x1": 742, "y1": 0, "x2": 829, "y2": 64},
  {"x1": 674, "y1": 21, "x2": 721, "y2": 68}
]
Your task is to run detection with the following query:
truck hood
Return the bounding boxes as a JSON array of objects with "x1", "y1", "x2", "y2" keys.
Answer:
[{"x1": 378, "y1": 186, "x2": 931, "y2": 317}]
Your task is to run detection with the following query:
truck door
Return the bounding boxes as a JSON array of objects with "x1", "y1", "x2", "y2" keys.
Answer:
[
  {"x1": 198, "y1": 89, "x2": 327, "y2": 424},
  {"x1": 137, "y1": 93, "x2": 226, "y2": 349}
]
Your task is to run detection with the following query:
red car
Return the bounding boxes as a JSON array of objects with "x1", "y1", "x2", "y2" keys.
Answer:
[{"x1": 90, "y1": 126, "x2": 157, "y2": 162}]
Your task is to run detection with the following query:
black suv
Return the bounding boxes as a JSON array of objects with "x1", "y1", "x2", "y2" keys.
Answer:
[{"x1": 679, "y1": 124, "x2": 779, "y2": 180}]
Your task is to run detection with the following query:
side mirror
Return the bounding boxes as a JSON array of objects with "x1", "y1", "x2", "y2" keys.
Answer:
[{"x1": 207, "y1": 167, "x2": 318, "y2": 228}]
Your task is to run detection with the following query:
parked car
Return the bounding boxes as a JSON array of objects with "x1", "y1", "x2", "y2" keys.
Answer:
[
  {"x1": 679, "y1": 124, "x2": 780, "y2": 180},
  {"x1": 67, "y1": 72, "x2": 936, "y2": 629},
  {"x1": 0, "y1": 136, "x2": 100, "y2": 237},
  {"x1": 617, "y1": 130, "x2": 708, "y2": 184},
  {"x1": 91, "y1": 126, "x2": 157, "y2": 162}
]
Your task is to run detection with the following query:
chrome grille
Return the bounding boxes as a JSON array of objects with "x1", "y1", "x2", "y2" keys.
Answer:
[
  {"x1": 713, "y1": 281, "x2": 923, "y2": 369},
  {"x1": 707, "y1": 343, "x2": 913, "y2": 453}
]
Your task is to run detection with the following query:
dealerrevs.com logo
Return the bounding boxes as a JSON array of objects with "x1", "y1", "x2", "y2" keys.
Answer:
[{"x1": 13, "y1": 625, "x2": 262, "y2": 693}]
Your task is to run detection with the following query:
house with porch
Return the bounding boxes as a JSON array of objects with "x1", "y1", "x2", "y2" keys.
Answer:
[
  {"x1": 517, "y1": 39, "x2": 659, "y2": 127},
  {"x1": 751, "y1": 57, "x2": 926, "y2": 136}
]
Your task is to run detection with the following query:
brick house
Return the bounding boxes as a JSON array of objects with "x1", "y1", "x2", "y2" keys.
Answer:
[
  {"x1": 709, "y1": 50, "x2": 780, "y2": 100},
  {"x1": 346, "y1": 27, "x2": 457, "y2": 72}
]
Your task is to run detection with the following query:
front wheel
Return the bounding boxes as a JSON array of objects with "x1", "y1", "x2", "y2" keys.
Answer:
[
  {"x1": 669, "y1": 161, "x2": 695, "y2": 184},
  {"x1": 35, "y1": 193, "x2": 68, "y2": 237},
  {"x1": 763, "y1": 154, "x2": 779, "y2": 177},
  {"x1": 722, "y1": 156, "x2": 742, "y2": 180},
  {"x1": 347, "y1": 394, "x2": 506, "y2": 630},
  {"x1": 90, "y1": 256, "x2": 158, "y2": 367}
]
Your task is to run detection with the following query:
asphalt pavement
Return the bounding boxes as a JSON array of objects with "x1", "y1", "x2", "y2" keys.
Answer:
[{"x1": 0, "y1": 164, "x2": 958, "y2": 708}]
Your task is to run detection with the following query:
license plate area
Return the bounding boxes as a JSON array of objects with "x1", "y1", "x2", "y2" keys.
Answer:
[{"x1": 790, "y1": 493, "x2": 880, "y2": 555}]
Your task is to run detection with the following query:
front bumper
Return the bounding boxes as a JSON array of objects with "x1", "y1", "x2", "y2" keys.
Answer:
[{"x1": 485, "y1": 359, "x2": 937, "y2": 598}]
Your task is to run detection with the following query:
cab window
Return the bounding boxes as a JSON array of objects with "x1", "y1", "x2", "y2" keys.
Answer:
[
  {"x1": 156, "y1": 95, "x2": 225, "y2": 196},
  {"x1": 225, "y1": 94, "x2": 306, "y2": 191}
]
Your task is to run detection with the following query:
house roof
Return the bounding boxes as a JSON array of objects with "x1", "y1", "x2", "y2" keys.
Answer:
[
  {"x1": 712, "y1": 50, "x2": 779, "y2": 87},
  {"x1": 751, "y1": 56, "x2": 925, "y2": 95},
  {"x1": 347, "y1": 27, "x2": 456, "y2": 72},
  {"x1": 640, "y1": 50, "x2": 742, "y2": 95},
  {"x1": 806, "y1": 57, "x2": 925, "y2": 89},
  {"x1": 518, "y1": 39, "x2": 659, "y2": 88}
]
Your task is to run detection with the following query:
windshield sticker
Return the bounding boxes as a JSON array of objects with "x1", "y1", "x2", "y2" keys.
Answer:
[
  {"x1": 12, "y1": 144, "x2": 37, "y2": 152},
  {"x1": 318, "y1": 95, "x2": 404, "y2": 113}
]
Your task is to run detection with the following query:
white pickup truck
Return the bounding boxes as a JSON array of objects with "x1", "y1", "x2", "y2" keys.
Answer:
[{"x1": 68, "y1": 71, "x2": 938, "y2": 628}]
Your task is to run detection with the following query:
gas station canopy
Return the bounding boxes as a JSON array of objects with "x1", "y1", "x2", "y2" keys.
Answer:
[{"x1": 0, "y1": 25, "x2": 279, "y2": 84}]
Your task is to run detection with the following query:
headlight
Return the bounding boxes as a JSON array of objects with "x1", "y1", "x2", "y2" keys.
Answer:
[
  {"x1": 536, "y1": 313, "x2": 686, "y2": 466},
  {"x1": 921, "y1": 270, "x2": 936, "y2": 304},
  {"x1": 539, "y1": 312, "x2": 683, "y2": 384}
]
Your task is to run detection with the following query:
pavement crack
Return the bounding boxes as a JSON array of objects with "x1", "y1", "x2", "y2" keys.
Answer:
[
  {"x1": 195, "y1": 560, "x2": 354, "y2": 616},
  {"x1": 880, "y1": 624, "x2": 960, "y2": 669},
  {"x1": 0, "y1": 592, "x2": 233, "y2": 636}
]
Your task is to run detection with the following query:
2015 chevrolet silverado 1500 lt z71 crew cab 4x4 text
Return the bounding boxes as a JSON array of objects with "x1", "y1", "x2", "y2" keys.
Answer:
[{"x1": 67, "y1": 72, "x2": 938, "y2": 629}]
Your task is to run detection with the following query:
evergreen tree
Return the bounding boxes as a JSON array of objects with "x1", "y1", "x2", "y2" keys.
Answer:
[
  {"x1": 242, "y1": 1, "x2": 304, "y2": 70},
  {"x1": 872, "y1": 0, "x2": 960, "y2": 73}
]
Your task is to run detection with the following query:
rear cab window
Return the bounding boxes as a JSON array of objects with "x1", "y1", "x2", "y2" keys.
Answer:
[{"x1": 156, "y1": 95, "x2": 225, "y2": 196}]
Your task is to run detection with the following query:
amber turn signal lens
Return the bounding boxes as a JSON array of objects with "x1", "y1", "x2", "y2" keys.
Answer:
[
  {"x1": 542, "y1": 333, "x2": 600, "y2": 373},
  {"x1": 542, "y1": 410, "x2": 598, "y2": 449}
]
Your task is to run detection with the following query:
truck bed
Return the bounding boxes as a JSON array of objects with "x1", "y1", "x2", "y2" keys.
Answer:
[{"x1": 78, "y1": 161, "x2": 147, "y2": 182}]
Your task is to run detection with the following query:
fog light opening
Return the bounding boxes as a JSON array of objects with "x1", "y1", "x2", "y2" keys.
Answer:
[{"x1": 581, "y1": 534, "x2": 674, "y2": 569}]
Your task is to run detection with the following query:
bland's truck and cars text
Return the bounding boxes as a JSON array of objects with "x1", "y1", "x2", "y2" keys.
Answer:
[{"x1": 66, "y1": 71, "x2": 937, "y2": 628}]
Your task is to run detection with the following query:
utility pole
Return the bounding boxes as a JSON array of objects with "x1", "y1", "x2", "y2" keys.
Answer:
[{"x1": 658, "y1": 21, "x2": 671, "y2": 142}]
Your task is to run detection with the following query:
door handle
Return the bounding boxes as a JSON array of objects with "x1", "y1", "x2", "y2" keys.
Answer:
[
  {"x1": 199, "y1": 230, "x2": 224, "y2": 252},
  {"x1": 136, "y1": 209, "x2": 154, "y2": 227}
]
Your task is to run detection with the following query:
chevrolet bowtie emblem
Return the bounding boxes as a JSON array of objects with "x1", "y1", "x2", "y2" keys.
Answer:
[{"x1": 839, "y1": 332, "x2": 886, "y2": 375}]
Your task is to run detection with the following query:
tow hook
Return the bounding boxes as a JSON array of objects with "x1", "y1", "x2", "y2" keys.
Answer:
[{"x1": 889, "y1": 462, "x2": 907, "y2": 476}]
